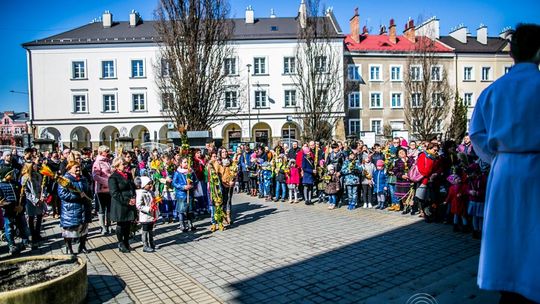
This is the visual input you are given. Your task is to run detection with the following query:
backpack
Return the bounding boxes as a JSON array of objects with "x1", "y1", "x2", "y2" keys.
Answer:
[{"x1": 408, "y1": 163, "x2": 424, "y2": 182}]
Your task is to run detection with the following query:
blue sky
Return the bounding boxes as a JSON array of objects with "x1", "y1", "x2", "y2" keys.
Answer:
[{"x1": 1, "y1": 0, "x2": 539, "y2": 112}]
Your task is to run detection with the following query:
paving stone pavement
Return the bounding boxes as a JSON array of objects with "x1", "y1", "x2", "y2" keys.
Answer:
[{"x1": 1, "y1": 193, "x2": 499, "y2": 304}]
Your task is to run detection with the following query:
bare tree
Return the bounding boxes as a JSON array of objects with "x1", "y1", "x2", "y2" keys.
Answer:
[
  {"x1": 292, "y1": 0, "x2": 343, "y2": 142},
  {"x1": 154, "y1": 0, "x2": 235, "y2": 135},
  {"x1": 404, "y1": 36, "x2": 453, "y2": 141}
]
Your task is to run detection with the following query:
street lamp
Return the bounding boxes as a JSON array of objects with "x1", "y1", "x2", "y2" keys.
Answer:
[
  {"x1": 246, "y1": 64, "x2": 252, "y2": 142},
  {"x1": 286, "y1": 115, "x2": 293, "y2": 146}
]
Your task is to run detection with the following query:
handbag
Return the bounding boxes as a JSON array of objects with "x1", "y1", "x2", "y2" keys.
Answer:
[
  {"x1": 407, "y1": 164, "x2": 424, "y2": 182},
  {"x1": 194, "y1": 182, "x2": 204, "y2": 198}
]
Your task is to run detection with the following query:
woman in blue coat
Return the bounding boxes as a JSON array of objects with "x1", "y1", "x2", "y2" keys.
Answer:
[
  {"x1": 301, "y1": 147, "x2": 315, "y2": 205},
  {"x1": 172, "y1": 157, "x2": 198, "y2": 232},
  {"x1": 58, "y1": 161, "x2": 92, "y2": 254}
]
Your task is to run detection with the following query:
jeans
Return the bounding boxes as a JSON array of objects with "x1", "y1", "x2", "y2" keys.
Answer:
[
  {"x1": 388, "y1": 184, "x2": 398, "y2": 204},
  {"x1": 4, "y1": 214, "x2": 30, "y2": 247},
  {"x1": 328, "y1": 194, "x2": 337, "y2": 205},
  {"x1": 275, "y1": 182, "x2": 286, "y2": 200}
]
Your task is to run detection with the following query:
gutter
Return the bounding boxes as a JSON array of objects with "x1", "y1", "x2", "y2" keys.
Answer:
[{"x1": 26, "y1": 49, "x2": 35, "y2": 140}]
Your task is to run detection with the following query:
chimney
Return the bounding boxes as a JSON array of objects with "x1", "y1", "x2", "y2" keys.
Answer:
[
  {"x1": 389, "y1": 19, "x2": 397, "y2": 44},
  {"x1": 129, "y1": 10, "x2": 141, "y2": 27},
  {"x1": 298, "y1": 0, "x2": 307, "y2": 29},
  {"x1": 416, "y1": 16, "x2": 440, "y2": 39},
  {"x1": 379, "y1": 25, "x2": 387, "y2": 35},
  {"x1": 449, "y1": 24, "x2": 468, "y2": 43},
  {"x1": 270, "y1": 8, "x2": 276, "y2": 18},
  {"x1": 102, "y1": 10, "x2": 112, "y2": 28},
  {"x1": 403, "y1": 19, "x2": 415, "y2": 43},
  {"x1": 245, "y1": 6, "x2": 254, "y2": 24},
  {"x1": 349, "y1": 7, "x2": 360, "y2": 43},
  {"x1": 499, "y1": 26, "x2": 512, "y2": 40},
  {"x1": 476, "y1": 24, "x2": 487, "y2": 44}
]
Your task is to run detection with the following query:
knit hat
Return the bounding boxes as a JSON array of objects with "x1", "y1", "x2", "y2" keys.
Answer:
[
  {"x1": 376, "y1": 160, "x2": 384, "y2": 167},
  {"x1": 140, "y1": 176, "x2": 152, "y2": 188},
  {"x1": 0, "y1": 167, "x2": 14, "y2": 180},
  {"x1": 327, "y1": 164, "x2": 334, "y2": 172}
]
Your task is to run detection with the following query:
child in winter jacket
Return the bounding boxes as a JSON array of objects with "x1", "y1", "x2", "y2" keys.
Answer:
[
  {"x1": 467, "y1": 164, "x2": 487, "y2": 239},
  {"x1": 445, "y1": 174, "x2": 469, "y2": 232},
  {"x1": 135, "y1": 176, "x2": 159, "y2": 253},
  {"x1": 340, "y1": 153, "x2": 362, "y2": 210},
  {"x1": 286, "y1": 159, "x2": 300, "y2": 203},
  {"x1": 273, "y1": 154, "x2": 287, "y2": 202},
  {"x1": 373, "y1": 160, "x2": 388, "y2": 210},
  {"x1": 324, "y1": 165, "x2": 340, "y2": 210},
  {"x1": 360, "y1": 156, "x2": 375, "y2": 208}
]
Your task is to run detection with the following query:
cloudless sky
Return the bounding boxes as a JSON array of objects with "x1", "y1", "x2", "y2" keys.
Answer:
[{"x1": 1, "y1": 0, "x2": 539, "y2": 112}]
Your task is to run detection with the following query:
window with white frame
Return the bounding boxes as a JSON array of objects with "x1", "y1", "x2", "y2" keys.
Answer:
[
  {"x1": 132, "y1": 93, "x2": 146, "y2": 111},
  {"x1": 348, "y1": 92, "x2": 361, "y2": 108},
  {"x1": 72, "y1": 61, "x2": 86, "y2": 79},
  {"x1": 371, "y1": 119, "x2": 382, "y2": 135},
  {"x1": 224, "y1": 58, "x2": 237, "y2": 76},
  {"x1": 284, "y1": 90, "x2": 297, "y2": 107},
  {"x1": 253, "y1": 57, "x2": 266, "y2": 75},
  {"x1": 411, "y1": 93, "x2": 422, "y2": 108},
  {"x1": 435, "y1": 119, "x2": 443, "y2": 133},
  {"x1": 464, "y1": 93, "x2": 473, "y2": 107},
  {"x1": 347, "y1": 64, "x2": 361, "y2": 81},
  {"x1": 481, "y1": 66, "x2": 492, "y2": 81},
  {"x1": 103, "y1": 94, "x2": 116, "y2": 112},
  {"x1": 224, "y1": 91, "x2": 238, "y2": 109},
  {"x1": 390, "y1": 65, "x2": 402, "y2": 81},
  {"x1": 410, "y1": 65, "x2": 422, "y2": 81},
  {"x1": 161, "y1": 93, "x2": 173, "y2": 111},
  {"x1": 431, "y1": 65, "x2": 442, "y2": 81},
  {"x1": 370, "y1": 92, "x2": 382, "y2": 108},
  {"x1": 369, "y1": 65, "x2": 382, "y2": 81},
  {"x1": 161, "y1": 59, "x2": 171, "y2": 77},
  {"x1": 391, "y1": 92, "x2": 402, "y2": 108},
  {"x1": 315, "y1": 56, "x2": 327, "y2": 72},
  {"x1": 102, "y1": 61, "x2": 115, "y2": 78},
  {"x1": 349, "y1": 119, "x2": 361, "y2": 134},
  {"x1": 431, "y1": 93, "x2": 443, "y2": 107},
  {"x1": 412, "y1": 119, "x2": 421, "y2": 133},
  {"x1": 131, "y1": 60, "x2": 145, "y2": 78},
  {"x1": 73, "y1": 95, "x2": 87, "y2": 113},
  {"x1": 283, "y1": 57, "x2": 296, "y2": 74},
  {"x1": 464, "y1": 66, "x2": 473, "y2": 81},
  {"x1": 254, "y1": 90, "x2": 267, "y2": 108}
]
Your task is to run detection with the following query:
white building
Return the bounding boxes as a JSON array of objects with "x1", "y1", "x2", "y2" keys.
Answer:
[{"x1": 23, "y1": 4, "x2": 344, "y2": 151}]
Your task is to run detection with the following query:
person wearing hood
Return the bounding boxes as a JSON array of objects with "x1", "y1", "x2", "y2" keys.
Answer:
[{"x1": 135, "y1": 176, "x2": 159, "y2": 253}]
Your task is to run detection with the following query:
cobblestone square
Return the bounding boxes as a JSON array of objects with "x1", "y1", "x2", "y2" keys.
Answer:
[{"x1": 1, "y1": 193, "x2": 498, "y2": 303}]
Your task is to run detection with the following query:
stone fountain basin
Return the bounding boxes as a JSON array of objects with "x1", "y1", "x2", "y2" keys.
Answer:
[{"x1": 0, "y1": 255, "x2": 87, "y2": 304}]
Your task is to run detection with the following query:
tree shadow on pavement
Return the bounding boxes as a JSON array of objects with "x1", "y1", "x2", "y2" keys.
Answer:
[
  {"x1": 87, "y1": 274, "x2": 127, "y2": 304},
  {"x1": 226, "y1": 221, "x2": 485, "y2": 304}
]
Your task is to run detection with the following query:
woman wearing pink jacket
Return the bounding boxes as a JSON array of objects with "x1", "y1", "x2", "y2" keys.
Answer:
[{"x1": 92, "y1": 145, "x2": 112, "y2": 235}]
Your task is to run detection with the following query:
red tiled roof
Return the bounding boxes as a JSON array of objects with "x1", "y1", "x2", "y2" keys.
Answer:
[{"x1": 345, "y1": 34, "x2": 453, "y2": 53}]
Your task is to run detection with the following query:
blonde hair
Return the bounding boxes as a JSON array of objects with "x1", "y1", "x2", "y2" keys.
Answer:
[
  {"x1": 67, "y1": 151, "x2": 82, "y2": 163},
  {"x1": 98, "y1": 145, "x2": 110, "y2": 154},
  {"x1": 111, "y1": 156, "x2": 126, "y2": 170},
  {"x1": 65, "y1": 161, "x2": 80, "y2": 172}
]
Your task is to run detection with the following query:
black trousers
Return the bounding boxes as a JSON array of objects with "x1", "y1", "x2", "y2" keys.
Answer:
[{"x1": 116, "y1": 221, "x2": 131, "y2": 247}]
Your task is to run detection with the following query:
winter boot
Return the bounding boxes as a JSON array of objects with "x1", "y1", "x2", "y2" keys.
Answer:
[
  {"x1": 98, "y1": 214, "x2": 107, "y2": 235},
  {"x1": 78, "y1": 236, "x2": 90, "y2": 254}
]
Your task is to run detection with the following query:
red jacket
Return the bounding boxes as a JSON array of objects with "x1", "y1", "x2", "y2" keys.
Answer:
[
  {"x1": 416, "y1": 152, "x2": 434, "y2": 185},
  {"x1": 447, "y1": 183, "x2": 469, "y2": 216}
]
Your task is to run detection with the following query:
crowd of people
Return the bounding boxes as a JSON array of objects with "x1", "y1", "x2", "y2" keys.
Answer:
[{"x1": 0, "y1": 134, "x2": 487, "y2": 256}]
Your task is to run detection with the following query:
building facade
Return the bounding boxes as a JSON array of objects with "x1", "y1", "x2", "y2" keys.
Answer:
[
  {"x1": 24, "y1": 3, "x2": 344, "y2": 151},
  {"x1": 0, "y1": 111, "x2": 29, "y2": 146},
  {"x1": 343, "y1": 10, "x2": 512, "y2": 141}
]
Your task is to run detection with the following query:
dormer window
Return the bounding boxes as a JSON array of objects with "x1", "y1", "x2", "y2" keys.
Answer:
[{"x1": 270, "y1": 26, "x2": 278, "y2": 31}]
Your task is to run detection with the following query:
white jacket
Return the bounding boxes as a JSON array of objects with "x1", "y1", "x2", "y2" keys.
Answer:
[{"x1": 135, "y1": 189, "x2": 159, "y2": 223}]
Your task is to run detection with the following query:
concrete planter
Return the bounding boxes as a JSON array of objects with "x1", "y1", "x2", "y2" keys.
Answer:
[{"x1": 0, "y1": 255, "x2": 87, "y2": 304}]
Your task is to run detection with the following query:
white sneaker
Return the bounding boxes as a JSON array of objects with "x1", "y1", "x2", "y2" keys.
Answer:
[
  {"x1": 368, "y1": 203, "x2": 373, "y2": 208},
  {"x1": 362, "y1": 203, "x2": 368, "y2": 208}
]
